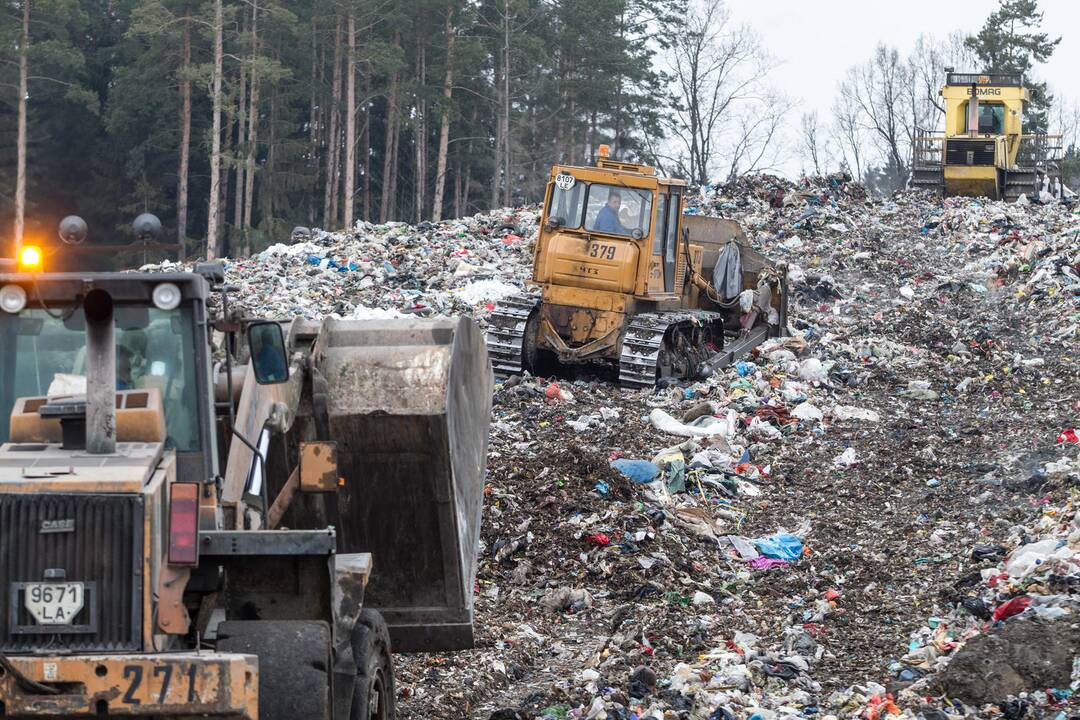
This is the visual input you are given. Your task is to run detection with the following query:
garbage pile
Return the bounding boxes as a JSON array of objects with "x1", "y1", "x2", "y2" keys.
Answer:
[
  {"x1": 391, "y1": 179, "x2": 1079, "y2": 720},
  {"x1": 161, "y1": 174, "x2": 1079, "y2": 719},
  {"x1": 146, "y1": 208, "x2": 539, "y2": 320}
]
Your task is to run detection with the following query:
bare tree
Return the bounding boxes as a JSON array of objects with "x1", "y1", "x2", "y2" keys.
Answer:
[
  {"x1": 664, "y1": 0, "x2": 780, "y2": 184},
  {"x1": 830, "y1": 81, "x2": 864, "y2": 181},
  {"x1": 1050, "y1": 94, "x2": 1080, "y2": 150},
  {"x1": 206, "y1": 0, "x2": 223, "y2": 259},
  {"x1": 847, "y1": 46, "x2": 911, "y2": 187},
  {"x1": 722, "y1": 90, "x2": 792, "y2": 181},
  {"x1": 800, "y1": 110, "x2": 822, "y2": 176},
  {"x1": 14, "y1": 0, "x2": 29, "y2": 256}
]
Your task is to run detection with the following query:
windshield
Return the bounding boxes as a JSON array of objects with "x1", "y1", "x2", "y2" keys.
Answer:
[
  {"x1": 0, "y1": 304, "x2": 200, "y2": 451},
  {"x1": 967, "y1": 102, "x2": 1005, "y2": 134},
  {"x1": 547, "y1": 180, "x2": 654, "y2": 238},
  {"x1": 585, "y1": 184, "x2": 653, "y2": 238}
]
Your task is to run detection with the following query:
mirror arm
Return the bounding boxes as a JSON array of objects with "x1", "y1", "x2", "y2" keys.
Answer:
[{"x1": 232, "y1": 424, "x2": 269, "y2": 523}]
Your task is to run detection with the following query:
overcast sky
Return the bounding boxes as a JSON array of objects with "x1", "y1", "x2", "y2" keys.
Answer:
[{"x1": 721, "y1": 0, "x2": 1079, "y2": 176}]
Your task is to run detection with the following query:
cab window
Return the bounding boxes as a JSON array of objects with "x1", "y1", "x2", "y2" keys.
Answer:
[
  {"x1": 549, "y1": 182, "x2": 586, "y2": 229},
  {"x1": 0, "y1": 305, "x2": 200, "y2": 451},
  {"x1": 965, "y1": 102, "x2": 1004, "y2": 134},
  {"x1": 583, "y1": 184, "x2": 653, "y2": 238}
]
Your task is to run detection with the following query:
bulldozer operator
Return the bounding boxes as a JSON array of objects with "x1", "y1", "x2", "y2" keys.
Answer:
[{"x1": 594, "y1": 189, "x2": 630, "y2": 234}]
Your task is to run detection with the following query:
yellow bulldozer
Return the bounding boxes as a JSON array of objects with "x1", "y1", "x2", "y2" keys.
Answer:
[
  {"x1": 487, "y1": 147, "x2": 788, "y2": 388},
  {"x1": 912, "y1": 71, "x2": 1063, "y2": 200},
  {"x1": 0, "y1": 224, "x2": 492, "y2": 719}
]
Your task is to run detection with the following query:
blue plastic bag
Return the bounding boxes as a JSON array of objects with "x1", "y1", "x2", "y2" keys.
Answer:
[
  {"x1": 753, "y1": 533, "x2": 803, "y2": 562},
  {"x1": 610, "y1": 459, "x2": 660, "y2": 484}
]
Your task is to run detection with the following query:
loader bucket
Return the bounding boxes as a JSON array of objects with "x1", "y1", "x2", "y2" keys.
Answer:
[{"x1": 314, "y1": 316, "x2": 492, "y2": 652}]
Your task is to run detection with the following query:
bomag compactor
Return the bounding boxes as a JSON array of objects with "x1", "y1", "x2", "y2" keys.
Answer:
[
  {"x1": 487, "y1": 147, "x2": 788, "y2": 388},
  {"x1": 912, "y1": 71, "x2": 1063, "y2": 200},
  {"x1": 0, "y1": 223, "x2": 492, "y2": 720}
]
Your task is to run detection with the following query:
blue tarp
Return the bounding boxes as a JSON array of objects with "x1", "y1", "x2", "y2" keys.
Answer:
[
  {"x1": 610, "y1": 459, "x2": 660, "y2": 484},
  {"x1": 753, "y1": 533, "x2": 804, "y2": 562}
]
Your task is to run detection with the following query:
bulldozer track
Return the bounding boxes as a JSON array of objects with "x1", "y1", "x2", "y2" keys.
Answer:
[
  {"x1": 485, "y1": 294, "x2": 539, "y2": 376},
  {"x1": 618, "y1": 311, "x2": 725, "y2": 389}
]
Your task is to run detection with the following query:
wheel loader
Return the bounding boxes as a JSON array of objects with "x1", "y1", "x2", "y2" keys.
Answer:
[
  {"x1": 487, "y1": 146, "x2": 788, "y2": 388},
  {"x1": 911, "y1": 71, "x2": 1064, "y2": 200},
  {"x1": 0, "y1": 223, "x2": 492, "y2": 719}
]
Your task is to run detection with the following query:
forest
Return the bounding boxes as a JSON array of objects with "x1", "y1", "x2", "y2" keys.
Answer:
[{"x1": 0, "y1": 0, "x2": 1075, "y2": 265}]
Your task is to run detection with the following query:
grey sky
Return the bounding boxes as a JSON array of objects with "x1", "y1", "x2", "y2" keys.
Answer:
[{"x1": 722, "y1": 0, "x2": 1078, "y2": 176}]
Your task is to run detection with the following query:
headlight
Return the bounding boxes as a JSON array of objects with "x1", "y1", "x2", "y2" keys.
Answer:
[
  {"x1": 0, "y1": 284, "x2": 27, "y2": 314},
  {"x1": 152, "y1": 282, "x2": 181, "y2": 311}
]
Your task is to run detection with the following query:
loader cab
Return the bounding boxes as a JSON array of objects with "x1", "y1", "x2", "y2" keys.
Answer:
[{"x1": 0, "y1": 272, "x2": 218, "y2": 483}]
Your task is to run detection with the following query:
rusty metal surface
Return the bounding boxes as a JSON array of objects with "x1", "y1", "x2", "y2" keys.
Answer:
[
  {"x1": 266, "y1": 466, "x2": 300, "y2": 529},
  {"x1": 155, "y1": 565, "x2": 191, "y2": 636},
  {"x1": 0, "y1": 442, "x2": 163, "y2": 491},
  {"x1": 315, "y1": 316, "x2": 491, "y2": 652},
  {"x1": 0, "y1": 652, "x2": 257, "y2": 718},
  {"x1": 299, "y1": 441, "x2": 338, "y2": 492}
]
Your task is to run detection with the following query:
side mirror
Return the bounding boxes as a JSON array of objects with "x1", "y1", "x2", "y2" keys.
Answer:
[{"x1": 247, "y1": 321, "x2": 289, "y2": 385}]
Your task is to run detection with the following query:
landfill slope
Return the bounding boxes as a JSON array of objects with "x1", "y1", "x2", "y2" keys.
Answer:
[{"x1": 181, "y1": 179, "x2": 1080, "y2": 719}]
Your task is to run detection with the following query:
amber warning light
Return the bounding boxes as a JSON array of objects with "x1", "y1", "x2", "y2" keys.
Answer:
[{"x1": 18, "y1": 245, "x2": 42, "y2": 271}]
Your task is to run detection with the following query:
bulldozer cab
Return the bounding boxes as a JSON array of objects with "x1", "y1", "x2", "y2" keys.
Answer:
[
  {"x1": 536, "y1": 147, "x2": 689, "y2": 300},
  {"x1": 912, "y1": 72, "x2": 1064, "y2": 200}
]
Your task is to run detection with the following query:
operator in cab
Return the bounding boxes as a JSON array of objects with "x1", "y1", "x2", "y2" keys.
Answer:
[{"x1": 594, "y1": 190, "x2": 628, "y2": 235}]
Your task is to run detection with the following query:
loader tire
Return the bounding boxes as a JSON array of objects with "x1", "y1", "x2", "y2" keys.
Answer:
[
  {"x1": 350, "y1": 609, "x2": 396, "y2": 720},
  {"x1": 217, "y1": 620, "x2": 331, "y2": 720}
]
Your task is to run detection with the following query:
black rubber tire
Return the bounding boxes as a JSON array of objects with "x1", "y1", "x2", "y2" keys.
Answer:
[
  {"x1": 350, "y1": 609, "x2": 396, "y2": 720},
  {"x1": 217, "y1": 620, "x2": 331, "y2": 720}
]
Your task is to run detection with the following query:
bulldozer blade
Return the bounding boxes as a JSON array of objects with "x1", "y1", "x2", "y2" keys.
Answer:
[{"x1": 313, "y1": 316, "x2": 492, "y2": 652}]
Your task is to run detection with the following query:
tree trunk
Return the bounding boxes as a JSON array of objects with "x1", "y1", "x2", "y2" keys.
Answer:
[
  {"x1": 452, "y1": 155, "x2": 462, "y2": 218},
  {"x1": 502, "y1": 0, "x2": 511, "y2": 208},
  {"x1": 265, "y1": 86, "x2": 276, "y2": 221},
  {"x1": 206, "y1": 0, "x2": 224, "y2": 259},
  {"x1": 308, "y1": 17, "x2": 319, "y2": 225},
  {"x1": 233, "y1": 36, "x2": 247, "y2": 243},
  {"x1": 414, "y1": 43, "x2": 426, "y2": 223},
  {"x1": 361, "y1": 67, "x2": 371, "y2": 222},
  {"x1": 431, "y1": 7, "x2": 455, "y2": 222},
  {"x1": 324, "y1": 17, "x2": 343, "y2": 228},
  {"x1": 242, "y1": 0, "x2": 260, "y2": 256},
  {"x1": 380, "y1": 31, "x2": 401, "y2": 222},
  {"x1": 460, "y1": 103, "x2": 478, "y2": 215},
  {"x1": 343, "y1": 12, "x2": 356, "y2": 229},
  {"x1": 220, "y1": 96, "x2": 233, "y2": 255},
  {"x1": 491, "y1": 65, "x2": 503, "y2": 210},
  {"x1": 14, "y1": 0, "x2": 29, "y2": 256},
  {"x1": 176, "y1": 9, "x2": 191, "y2": 260}
]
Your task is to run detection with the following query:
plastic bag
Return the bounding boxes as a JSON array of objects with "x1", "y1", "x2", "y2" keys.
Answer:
[{"x1": 753, "y1": 532, "x2": 803, "y2": 562}]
